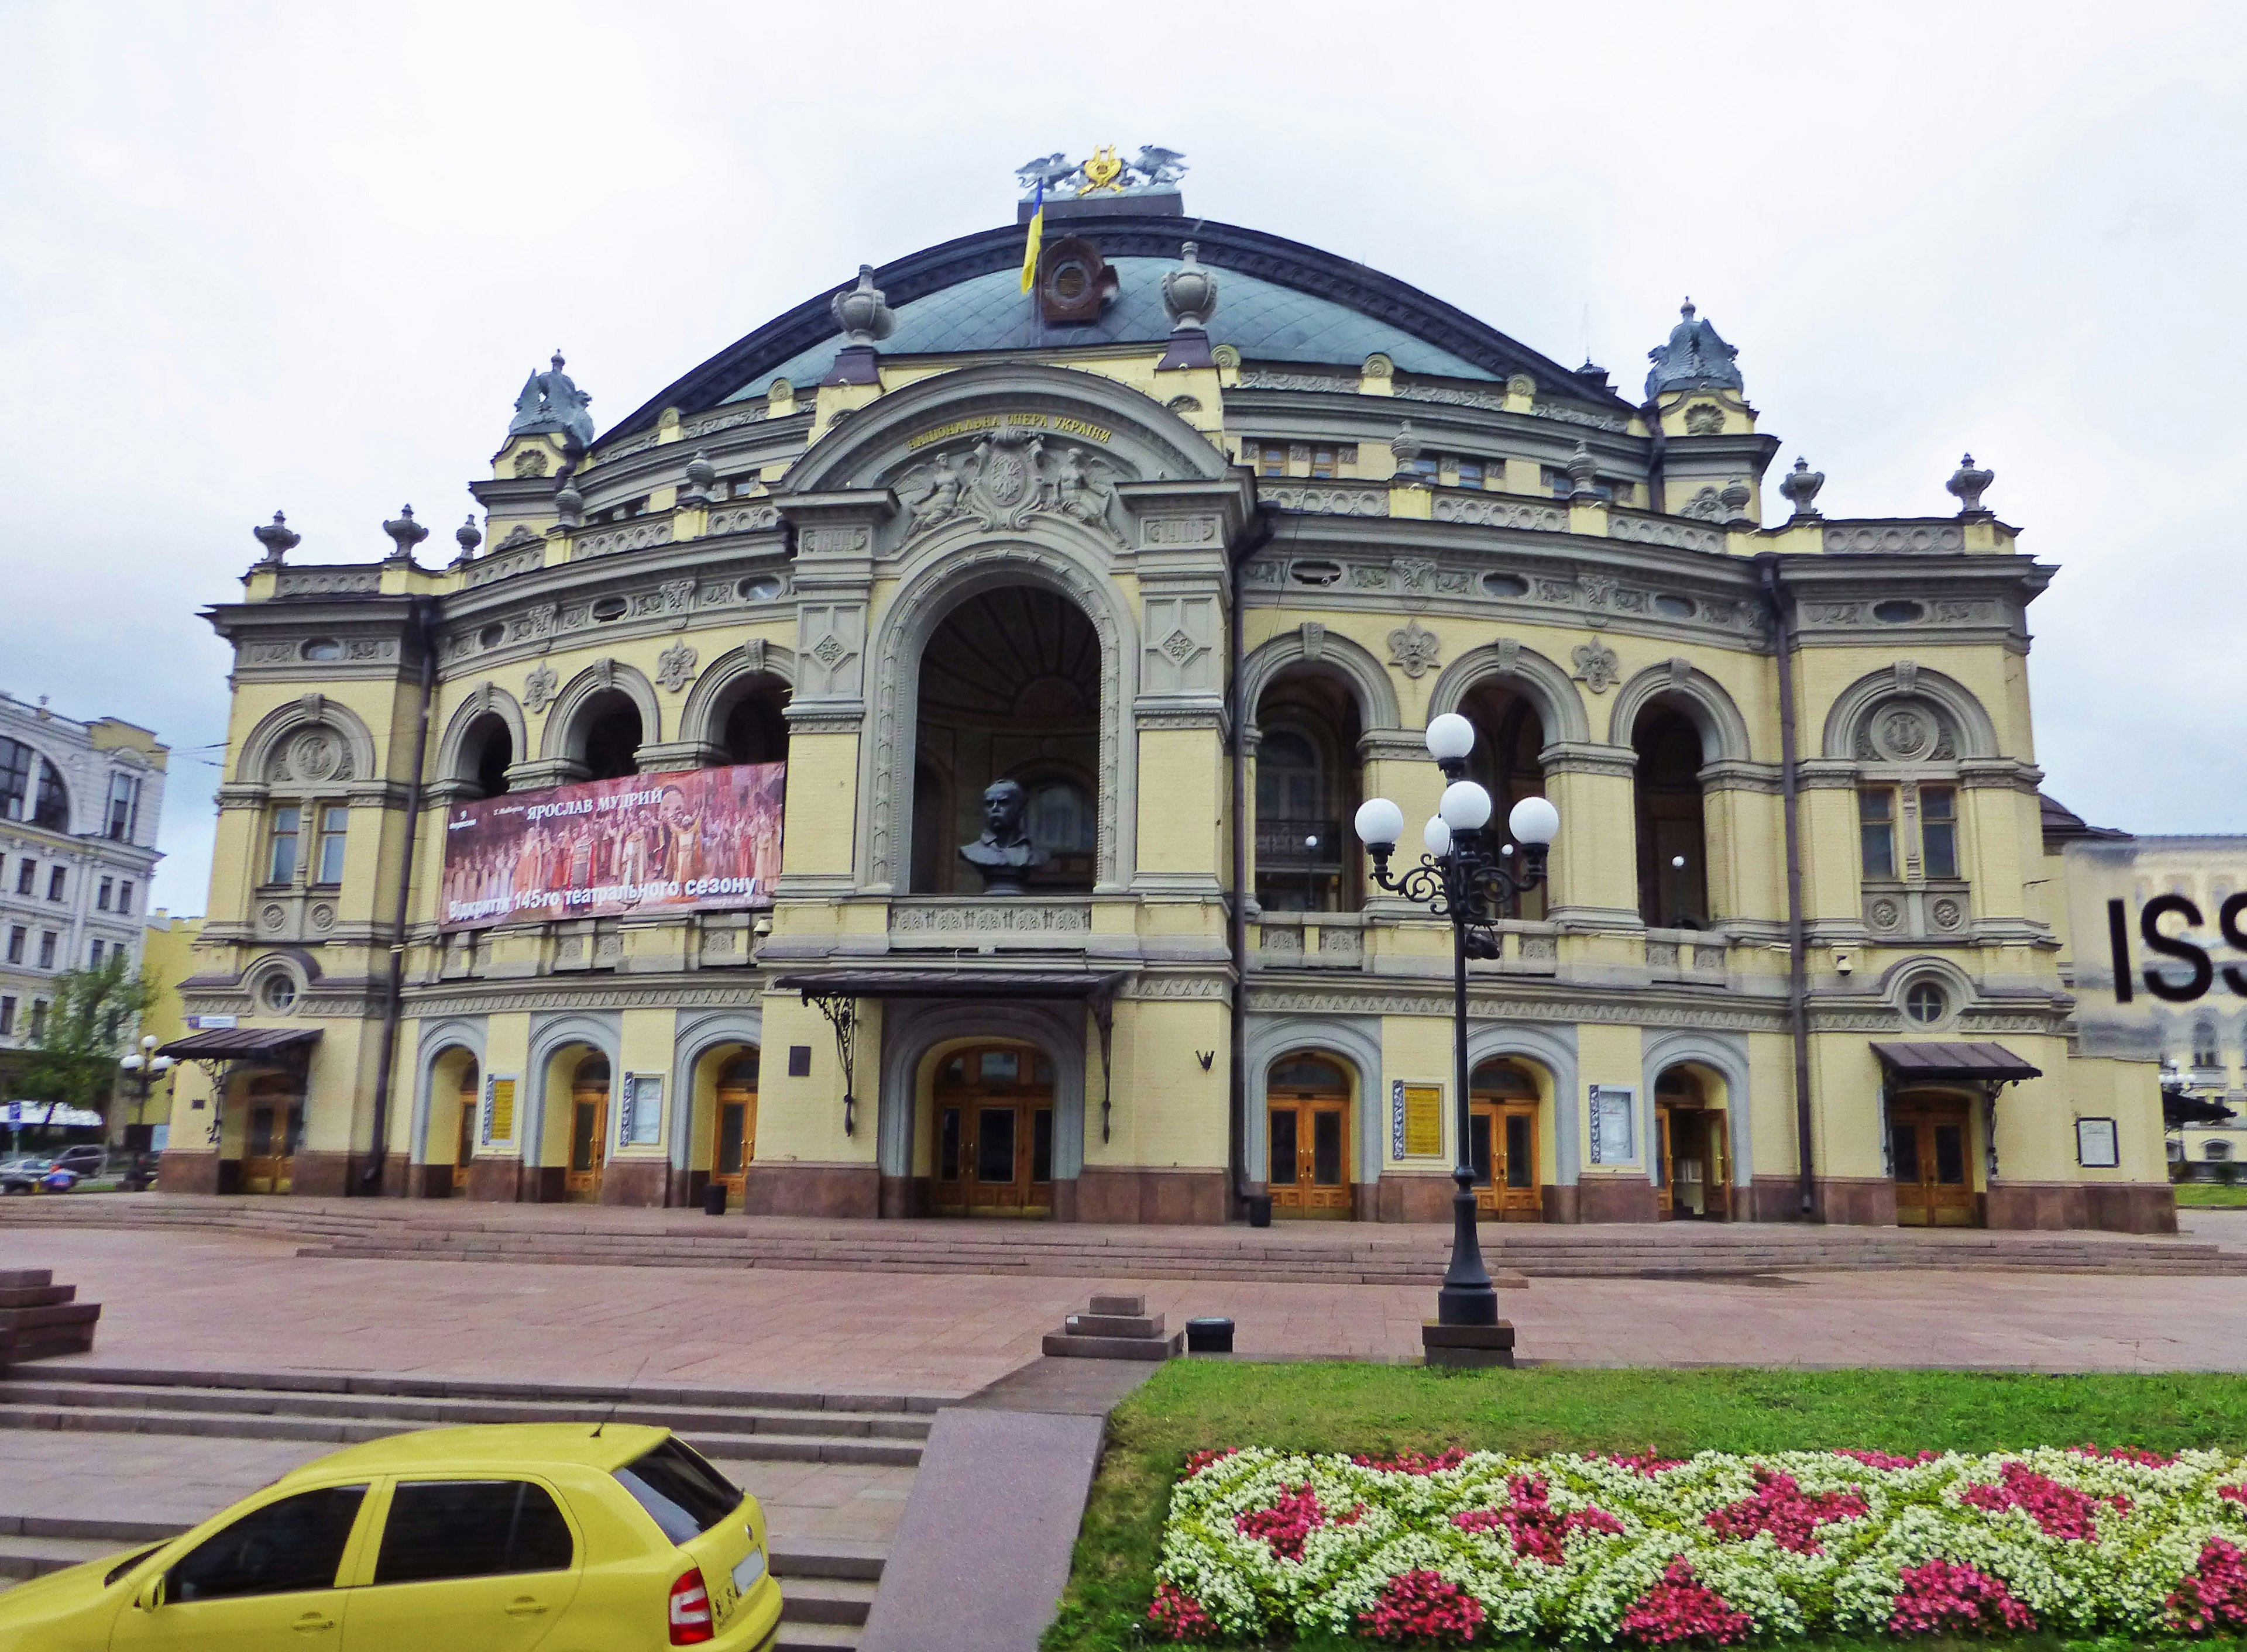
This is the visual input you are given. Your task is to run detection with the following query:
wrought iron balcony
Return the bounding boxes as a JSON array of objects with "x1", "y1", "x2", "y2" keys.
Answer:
[{"x1": 1256, "y1": 818, "x2": 1344, "y2": 869}]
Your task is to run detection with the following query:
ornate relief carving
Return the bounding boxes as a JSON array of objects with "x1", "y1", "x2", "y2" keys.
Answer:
[
  {"x1": 1823, "y1": 522, "x2": 1967, "y2": 555},
  {"x1": 286, "y1": 728, "x2": 348, "y2": 783},
  {"x1": 1431, "y1": 495, "x2": 1566, "y2": 530},
  {"x1": 1142, "y1": 515, "x2": 1217, "y2": 546},
  {"x1": 572, "y1": 520, "x2": 673, "y2": 561},
  {"x1": 800, "y1": 525, "x2": 871, "y2": 556},
  {"x1": 1300, "y1": 621, "x2": 1325, "y2": 661},
  {"x1": 655, "y1": 642, "x2": 698, "y2": 693},
  {"x1": 890, "y1": 902, "x2": 1091, "y2": 934},
  {"x1": 896, "y1": 431, "x2": 1124, "y2": 547},
  {"x1": 512, "y1": 448, "x2": 551, "y2": 479},
  {"x1": 1607, "y1": 513, "x2": 1724, "y2": 555},
  {"x1": 1264, "y1": 484, "x2": 1389, "y2": 517},
  {"x1": 523, "y1": 665, "x2": 559, "y2": 714},
  {"x1": 797, "y1": 604, "x2": 866, "y2": 700},
  {"x1": 1683, "y1": 402, "x2": 1724, "y2": 435},
  {"x1": 1396, "y1": 559, "x2": 1439, "y2": 595},
  {"x1": 1387, "y1": 620, "x2": 1440, "y2": 679},
  {"x1": 1571, "y1": 639, "x2": 1621, "y2": 693},
  {"x1": 707, "y1": 504, "x2": 783, "y2": 536},
  {"x1": 273, "y1": 568, "x2": 381, "y2": 597},
  {"x1": 1679, "y1": 486, "x2": 1726, "y2": 523}
]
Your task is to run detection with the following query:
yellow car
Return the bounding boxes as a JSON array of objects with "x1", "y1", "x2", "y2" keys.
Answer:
[{"x1": 0, "y1": 1422, "x2": 781, "y2": 1651}]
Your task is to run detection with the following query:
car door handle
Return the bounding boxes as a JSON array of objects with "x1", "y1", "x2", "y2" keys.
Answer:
[
  {"x1": 504, "y1": 1598, "x2": 551, "y2": 1617},
  {"x1": 292, "y1": 1612, "x2": 337, "y2": 1633}
]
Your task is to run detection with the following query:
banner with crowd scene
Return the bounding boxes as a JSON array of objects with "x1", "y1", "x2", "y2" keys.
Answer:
[{"x1": 439, "y1": 763, "x2": 784, "y2": 931}]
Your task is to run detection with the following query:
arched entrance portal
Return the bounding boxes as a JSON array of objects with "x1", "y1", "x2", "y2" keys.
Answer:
[
  {"x1": 931, "y1": 1042, "x2": 1056, "y2": 1216},
  {"x1": 1266, "y1": 1054, "x2": 1353, "y2": 1218},
  {"x1": 565, "y1": 1053, "x2": 610, "y2": 1202},
  {"x1": 1470, "y1": 1059, "x2": 1542, "y2": 1221},
  {"x1": 1654, "y1": 1065, "x2": 1729, "y2": 1220},
  {"x1": 452, "y1": 1058, "x2": 480, "y2": 1195},
  {"x1": 1892, "y1": 1090, "x2": 1978, "y2": 1226},
  {"x1": 712, "y1": 1050, "x2": 759, "y2": 1208}
]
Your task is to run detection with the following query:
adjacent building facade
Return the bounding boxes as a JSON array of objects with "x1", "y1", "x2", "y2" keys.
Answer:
[
  {"x1": 160, "y1": 161, "x2": 2174, "y2": 1229},
  {"x1": 0, "y1": 692, "x2": 167, "y2": 1106}
]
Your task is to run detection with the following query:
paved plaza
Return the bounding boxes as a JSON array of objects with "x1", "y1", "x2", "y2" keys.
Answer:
[{"x1": 13, "y1": 1217, "x2": 2247, "y2": 1387}]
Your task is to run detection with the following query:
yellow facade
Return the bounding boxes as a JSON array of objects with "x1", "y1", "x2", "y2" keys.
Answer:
[{"x1": 159, "y1": 184, "x2": 2172, "y2": 1230}]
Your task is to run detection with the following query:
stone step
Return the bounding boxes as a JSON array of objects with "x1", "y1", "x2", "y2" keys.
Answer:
[
  {"x1": 781, "y1": 1576, "x2": 879, "y2": 1626},
  {"x1": 35, "y1": 1364, "x2": 941, "y2": 1414},
  {"x1": 1064, "y1": 1312, "x2": 1163, "y2": 1337},
  {"x1": 1042, "y1": 1330, "x2": 1182, "y2": 1361}
]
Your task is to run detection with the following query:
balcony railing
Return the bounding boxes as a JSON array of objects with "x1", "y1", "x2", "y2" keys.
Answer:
[{"x1": 1256, "y1": 818, "x2": 1344, "y2": 869}]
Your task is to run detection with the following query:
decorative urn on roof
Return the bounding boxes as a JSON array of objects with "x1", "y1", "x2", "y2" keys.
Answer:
[
  {"x1": 1162, "y1": 242, "x2": 1218, "y2": 332},
  {"x1": 251, "y1": 510, "x2": 300, "y2": 567},
  {"x1": 1947, "y1": 453, "x2": 1994, "y2": 516},
  {"x1": 382, "y1": 504, "x2": 430, "y2": 566},
  {"x1": 1779, "y1": 457, "x2": 1825, "y2": 520},
  {"x1": 826, "y1": 266, "x2": 897, "y2": 387}
]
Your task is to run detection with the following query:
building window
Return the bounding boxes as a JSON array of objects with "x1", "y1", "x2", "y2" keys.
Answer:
[
  {"x1": 4, "y1": 927, "x2": 21, "y2": 964},
  {"x1": 36, "y1": 932, "x2": 56, "y2": 970},
  {"x1": 0, "y1": 736, "x2": 68, "y2": 831},
  {"x1": 45, "y1": 866, "x2": 64, "y2": 902},
  {"x1": 2208, "y1": 1140, "x2": 2233, "y2": 1163},
  {"x1": 269, "y1": 807, "x2": 301, "y2": 884},
  {"x1": 28, "y1": 1000, "x2": 46, "y2": 1038},
  {"x1": 13, "y1": 860, "x2": 32, "y2": 896},
  {"x1": 315, "y1": 806, "x2": 349, "y2": 885},
  {"x1": 260, "y1": 973, "x2": 298, "y2": 1013},
  {"x1": 1309, "y1": 447, "x2": 1337, "y2": 479},
  {"x1": 1249, "y1": 442, "x2": 1287, "y2": 477},
  {"x1": 2196, "y1": 1021, "x2": 2221, "y2": 1070},
  {"x1": 88, "y1": 939, "x2": 102, "y2": 968},
  {"x1": 117, "y1": 880, "x2": 133, "y2": 916},
  {"x1": 0, "y1": 997, "x2": 13, "y2": 1035},
  {"x1": 106, "y1": 775, "x2": 141, "y2": 841},
  {"x1": 1859, "y1": 790, "x2": 1896, "y2": 879},
  {"x1": 1921, "y1": 786, "x2": 1959, "y2": 879},
  {"x1": 97, "y1": 877, "x2": 114, "y2": 912},
  {"x1": 1454, "y1": 459, "x2": 1485, "y2": 489},
  {"x1": 1905, "y1": 980, "x2": 1949, "y2": 1025}
]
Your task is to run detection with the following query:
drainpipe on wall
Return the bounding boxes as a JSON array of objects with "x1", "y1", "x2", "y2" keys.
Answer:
[
  {"x1": 360, "y1": 596, "x2": 438, "y2": 1195},
  {"x1": 1755, "y1": 552, "x2": 1816, "y2": 1217},
  {"x1": 1227, "y1": 504, "x2": 1278, "y2": 1219}
]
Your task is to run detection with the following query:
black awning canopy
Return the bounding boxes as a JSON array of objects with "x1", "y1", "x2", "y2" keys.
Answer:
[
  {"x1": 774, "y1": 969, "x2": 1131, "y2": 1001},
  {"x1": 1871, "y1": 1041, "x2": 2042, "y2": 1083},
  {"x1": 156, "y1": 1027, "x2": 323, "y2": 1060}
]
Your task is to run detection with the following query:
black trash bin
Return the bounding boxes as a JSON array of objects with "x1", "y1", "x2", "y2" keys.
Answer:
[
  {"x1": 1186, "y1": 1317, "x2": 1235, "y2": 1354},
  {"x1": 703, "y1": 1182, "x2": 728, "y2": 1216},
  {"x1": 1246, "y1": 1193, "x2": 1273, "y2": 1228}
]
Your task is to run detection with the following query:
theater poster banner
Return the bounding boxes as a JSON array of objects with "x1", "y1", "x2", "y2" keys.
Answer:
[{"x1": 439, "y1": 763, "x2": 784, "y2": 932}]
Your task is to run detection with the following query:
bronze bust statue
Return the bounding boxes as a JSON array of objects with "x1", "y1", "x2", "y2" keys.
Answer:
[{"x1": 958, "y1": 779, "x2": 1047, "y2": 896}]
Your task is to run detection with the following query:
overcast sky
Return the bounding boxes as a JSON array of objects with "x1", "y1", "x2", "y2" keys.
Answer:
[{"x1": 5, "y1": 2, "x2": 2243, "y2": 915}]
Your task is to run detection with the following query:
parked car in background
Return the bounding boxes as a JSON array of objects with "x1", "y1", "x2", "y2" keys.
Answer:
[
  {"x1": 0, "y1": 1158, "x2": 73, "y2": 1195},
  {"x1": 0, "y1": 1423, "x2": 782, "y2": 1648},
  {"x1": 50, "y1": 1145, "x2": 106, "y2": 1178}
]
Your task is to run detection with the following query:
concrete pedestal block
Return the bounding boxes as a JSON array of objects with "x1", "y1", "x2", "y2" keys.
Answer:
[{"x1": 1422, "y1": 1320, "x2": 1515, "y2": 1368}]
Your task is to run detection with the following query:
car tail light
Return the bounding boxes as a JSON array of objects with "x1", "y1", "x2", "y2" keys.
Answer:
[{"x1": 668, "y1": 1567, "x2": 714, "y2": 1644}]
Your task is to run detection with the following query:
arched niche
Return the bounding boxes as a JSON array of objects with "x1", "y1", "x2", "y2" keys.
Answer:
[
  {"x1": 408, "y1": 1015, "x2": 487, "y2": 1168},
  {"x1": 876, "y1": 997, "x2": 1088, "y2": 1199},
  {"x1": 536, "y1": 660, "x2": 662, "y2": 779},
  {"x1": 861, "y1": 539, "x2": 1138, "y2": 893},
  {"x1": 432, "y1": 686, "x2": 528, "y2": 798},
  {"x1": 1466, "y1": 1023, "x2": 1582, "y2": 1189},
  {"x1": 235, "y1": 696, "x2": 381, "y2": 789},
  {"x1": 1640, "y1": 1029, "x2": 1754, "y2": 1203},
  {"x1": 1240, "y1": 627, "x2": 1401, "y2": 736},
  {"x1": 1606, "y1": 662, "x2": 1751, "y2": 763},
  {"x1": 1243, "y1": 1013, "x2": 1386, "y2": 1200},
  {"x1": 679, "y1": 643, "x2": 797, "y2": 765},
  {"x1": 1427, "y1": 641, "x2": 1592, "y2": 745},
  {"x1": 1821, "y1": 663, "x2": 1999, "y2": 761}
]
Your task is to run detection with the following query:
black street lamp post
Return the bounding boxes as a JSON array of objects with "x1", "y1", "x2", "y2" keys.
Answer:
[{"x1": 1355, "y1": 713, "x2": 1558, "y2": 1365}]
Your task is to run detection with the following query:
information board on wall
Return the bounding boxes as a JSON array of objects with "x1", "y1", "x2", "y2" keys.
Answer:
[
  {"x1": 483, "y1": 1075, "x2": 517, "y2": 1146},
  {"x1": 439, "y1": 762, "x2": 784, "y2": 931},
  {"x1": 619, "y1": 1074, "x2": 664, "y2": 1147},
  {"x1": 1588, "y1": 1084, "x2": 1638, "y2": 1165},
  {"x1": 1390, "y1": 1081, "x2": 1444, "y2": 1158}
]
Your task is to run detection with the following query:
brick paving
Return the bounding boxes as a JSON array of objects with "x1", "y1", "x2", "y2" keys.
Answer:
[{"x1": 12, "y1": 1224, "x2": 2247, "y2": 1384}]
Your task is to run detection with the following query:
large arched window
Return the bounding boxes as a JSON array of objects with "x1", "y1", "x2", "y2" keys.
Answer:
[
  {"x1": 1633, "y1": 704, "x2": 1707, "y2": 927},
  {"x1": 577, "y1": 692, "x2": 644, "y2": 782},
  {"x1": 1459, "y1": 678, "x2": 1547, "y2": 921},
  {"x1": 719, "y1": 680, "x2": 790, "y2": 767},
  {"x1": 0, "y1": 737, "x2": 68, "y2": 831},
  {"x1": 459, "y1": 713, "x2": 513, "y2": 799},
  {"x1": 1253, "y1": 670, "x2": 1362, "y2": 913},
  {"x1": 1853, "y1": 694, "x2": 1969, "y2": 942}
]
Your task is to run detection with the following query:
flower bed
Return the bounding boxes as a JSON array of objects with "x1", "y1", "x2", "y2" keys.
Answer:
[{"x1": 1149, "y1": 1445, "x2": 2247, "y2": 1644}]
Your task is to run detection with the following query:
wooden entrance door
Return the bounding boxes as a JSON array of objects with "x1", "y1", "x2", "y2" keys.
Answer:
[
  {"x1": 1267, "y1": 1055, "x2": 1352, "y2": 1218},
  {"x1": 1654, "y1": 1069, "x2": 1728, "y2": 1220},
  {"x1": 712, "y1": 1049, "x2": 759, "y2": 1207},
  {"x1": 1469, "y1": 1061, "x2": 1542, "y2": 1220},
  {"x1": 932, "y1": 1045, "x2": 1055, "y2": 1216},
  {"x1": 1892, "y1": 1093, "x2": 1978, "y2": 1226},
  {"x1": 241, "y1": 1076, "x2": 298, "y2": 1195},
  {"x1": 452, "y1": 1064, "x2": 479, "y2": 1195},
  {"x1": 565, "y1": 1054, "x2": 610, "y2": 1202}
]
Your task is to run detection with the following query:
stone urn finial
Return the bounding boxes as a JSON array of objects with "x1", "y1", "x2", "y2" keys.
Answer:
[
  {"x1": 830, "y1": 264, "x2": 896, "y2": 347},
  {"x1": 455, "y1": 514, "x2": 483, "y2": 559},
  {"x1": 1947, "y1": 452, "x2": 1994, "y2": 516},
  {"x1": 1779, "y1": 457, "x2": 1825, "y2": 520},
  {"x1": 681, "y1": 450, "x2": 717, "y2": 505},
  {"x1": 1390, "y1": 421, "x2": 1425, "y2": 484},
  {"x1": 1566, "y1": 440, "x2": 1600, "y2": 504},
  {"x1": 252, "y1": 510, "x2": 300, "y2": 566},
  {"x1": 382, "y1": 504, "x2": 431, "y2": 564},
  {"x1": 1162, "y1": 241, "x2": 1219, "y2": 333},
  {"x1": 1718, "y1": 476, "x2": 1754, "y2": 524},
  {"x1": 554, "y1": 480, "x2": 584, "y2": 528}
]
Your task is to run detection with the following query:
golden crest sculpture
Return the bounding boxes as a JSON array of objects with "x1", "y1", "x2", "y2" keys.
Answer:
[{"x1": 1078, "y1": 144, "x2": 1126, "y2": 195}]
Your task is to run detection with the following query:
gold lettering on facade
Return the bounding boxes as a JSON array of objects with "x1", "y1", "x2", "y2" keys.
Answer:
[{"x1": 905, "y1": 412, "x2": 1114, "y2": 451}]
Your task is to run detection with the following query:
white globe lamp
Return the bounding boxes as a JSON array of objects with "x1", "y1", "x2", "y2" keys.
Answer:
[
  {"x1": 1424, "y1": 713, "x2": 1475, "y2": 763},
  {"x1": 1438, "y1": 780, "x2": 1493, "y2": 832},
  {"x1": 1353, "y1": 797, "x2": 1404, "y2": 850},
  {"x1": 1507, "y1": 795, "x2": 1560, "y2": 847}
]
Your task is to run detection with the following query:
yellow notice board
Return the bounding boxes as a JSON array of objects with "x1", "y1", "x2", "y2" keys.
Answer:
[
  {"x1": 485, "y1": 1076, "x2": 517, "y2": 1145},
  {"x1": 1390, "y1": 1080, "x2": 1445, "y2": 1158}
]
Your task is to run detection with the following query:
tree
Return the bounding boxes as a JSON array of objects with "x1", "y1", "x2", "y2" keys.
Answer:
[{"x1": 19, "y1": 952, "x2": 154, "y2": 1121}]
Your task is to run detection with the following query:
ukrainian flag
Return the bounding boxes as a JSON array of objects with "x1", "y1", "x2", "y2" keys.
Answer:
[{"x1": 1019, "y1": 179, "x2": 1045, "y2": 293}]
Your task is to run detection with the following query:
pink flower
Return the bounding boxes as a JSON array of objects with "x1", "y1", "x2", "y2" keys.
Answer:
[
  {"x1": 1619, "y1": 1558, "x2": 1754, "y2": 1646},
  {"x1": 1357, "y1": 1568, "x2": 1486, "y2": 1646},
  {"x1": 1233, "y1": 1482, "x2": 1362, "y2": 1561},
  {"x1": 1703, "y1": 1466, "x2": 1868, "y2": 1555},
  {"x1": 1452, "y1": 1473, "x2": 1623, "y2": 1565},
  {"x1": 1888, "y1": 1556, "x2": 2036, "y2": 1634},
  {"x1": 2219, "y1": 1482, "x2": 2247, "y2": 1509},
  {"x1": 1184, "y1": 1448, "x2": 1236, "y2": 1478},
  {"x1": 1147, "y1": 1581, "x2": 1214, "y2": 1642},
  {"x1": 1834, "y1": 1448, "x2": 1940, "y2": 1471},
  {"x1": 1352, "y1": 1448, "x2": 1469, "y2": 1476},
  {"x1": 2169, "y1": 1536, "x2": 2247, "y2": 1632},
  {"x1": 1957, "y1": 1461, "x2": 2129, "y2": 1541},
  {"x1": 1600, "y1": 1450, "x2": 1687, "y2": 1477},
  {"x1": 2068, "y1": 1443, "x2": 2176, "y2": 1467}
]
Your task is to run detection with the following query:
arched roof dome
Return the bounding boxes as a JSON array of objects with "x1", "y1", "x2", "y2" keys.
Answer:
[{"x1": 603, "y1": 213, "x2": 1628, "y2": 446}]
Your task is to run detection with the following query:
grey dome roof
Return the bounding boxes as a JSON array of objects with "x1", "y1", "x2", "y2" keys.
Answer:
[{"x1": 603, "y1": 215, "x2": 1630, "y2": 445}]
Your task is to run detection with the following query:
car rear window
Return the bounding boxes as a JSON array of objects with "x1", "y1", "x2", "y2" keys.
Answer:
[{"x1": 613, "y1": 1438, "x2": 743, "y2": 1544}]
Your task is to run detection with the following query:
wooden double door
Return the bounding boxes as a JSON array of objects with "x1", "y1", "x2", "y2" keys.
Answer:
[
  {"x1": 453, "y1": 1064, "x2": 479, "y2": 1194},
  {"x1": 566, "y1": 1054, "x2": 610, "y2": 1202},
  {"x1": 1267, "y1": 1055, "x2": 1351, "y2": 1218},
  {"x1": 1469, "y1": 1062, "x2": 1542, "y2": 1220},
  {"x1": 242, "y1": 1076, "x2": 300, "y2": 1195},
  {"x1": 933, "y1": 1044, "x2": 1054, "y2": 1216},
  {"x1": 712, "y1": 1049, "x2": 759, "y2": 1207},
  {"x1": 1892, "y1": 1093, "x2": 1978, "y2": 1226}
]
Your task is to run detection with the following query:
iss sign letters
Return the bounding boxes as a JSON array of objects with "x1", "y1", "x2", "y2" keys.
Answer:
[{"x1": 439, "y1": 763, "x2": 784, "y2": 932}]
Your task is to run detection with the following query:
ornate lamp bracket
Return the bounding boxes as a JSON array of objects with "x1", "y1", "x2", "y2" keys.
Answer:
[{"x1": 801, "y1": 991, "x2": 861, "y2": 1137}]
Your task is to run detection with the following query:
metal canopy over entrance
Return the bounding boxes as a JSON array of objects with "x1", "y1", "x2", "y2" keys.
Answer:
[
  {"x1": 1870, "y1": 1042, "x2": 2042, "y2": 1083},
  {"x1": 1872, "y1": 1041, "x2": 2041, "y2": 1230}
]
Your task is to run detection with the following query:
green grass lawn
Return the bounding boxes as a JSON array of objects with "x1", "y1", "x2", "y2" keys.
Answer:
[
  {"x1": 2172, "y1": 1182, "x2": 2247, "y2": 1208},
  {"x1": 1043, "y1": 1362, "x2": 2247, "y2": 1651}
]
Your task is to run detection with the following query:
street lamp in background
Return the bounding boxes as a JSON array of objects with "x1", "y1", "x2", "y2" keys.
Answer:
[
  {"x1": 119, "y1": 1035, "x2": 174, "y2": 1190},
  {"x1": 1355, "y1": 712, "x2": 1559, "y2": 1367}
]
